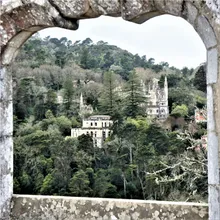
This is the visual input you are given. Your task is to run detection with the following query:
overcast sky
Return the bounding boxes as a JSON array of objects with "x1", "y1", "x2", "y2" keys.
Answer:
[{"x1": 39, "y1": 15, "x2": 206, "y2": 69}]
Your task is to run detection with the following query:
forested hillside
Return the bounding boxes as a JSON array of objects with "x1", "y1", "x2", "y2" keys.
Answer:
[{"x1": 11, "y1": 34, "x2": 207, "y2": 202}]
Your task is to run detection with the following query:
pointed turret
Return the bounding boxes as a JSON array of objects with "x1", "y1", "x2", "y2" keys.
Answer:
[
  {"x1": 164, "y1": 76, "x2": 169, "y2": 109},
  {"x1": 140, "y1": 79, "x2": 146, "y2": 95},
  {"x1": 80, "y1": 93, "x2": 84, "y2": 111}
]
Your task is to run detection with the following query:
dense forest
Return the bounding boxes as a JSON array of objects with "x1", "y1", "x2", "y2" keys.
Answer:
[{"x1": 11, "y1": 34, "x2": 207, "y2": 202}]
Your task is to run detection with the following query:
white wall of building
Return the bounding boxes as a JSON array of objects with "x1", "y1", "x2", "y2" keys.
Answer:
[{"x1": 71, "y1": 115, "x2": 113, "y2": 148}]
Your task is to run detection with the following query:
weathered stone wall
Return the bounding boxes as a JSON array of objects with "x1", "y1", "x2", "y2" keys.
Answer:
[
  {"x1": 0, "y1": 67, "x2": 13, "y2": 220},
  {"x1": 0, "y1": 1, "x2": 220, "y2": 220},
  {"x1": 11, "y1": 195, "x2": 208, "y2": 220}
]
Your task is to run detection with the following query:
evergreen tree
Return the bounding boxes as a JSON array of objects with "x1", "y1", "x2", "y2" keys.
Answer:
[
  {"x1": 68, "y1": 170, "x2": 91, "y2": 196},
  {"x1": 101, "y1": 52, "x2": 114, "y2": 70},
  {"x1": 194, "y1": 64, "x2": 206, "y2": 93},
  {"x1": 80, "y1": 48, "x2": 97, "y2": 69},
  {"x1": 99, "y1": 71, "x2": 120, "y2": 117},
  {"x1": 63, "y1": 76, "x2": 75, "y2": 112},
  {"x1": 80, "y1": 48, "x2": 90, "y2": 69},
  {"x1": 124, "y1": 71, "x2": 146, "y2": 118}
]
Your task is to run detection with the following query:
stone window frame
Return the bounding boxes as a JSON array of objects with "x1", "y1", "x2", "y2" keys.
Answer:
[{"x1": 0, "y1": 1, "x2": 219, "y2": 219}]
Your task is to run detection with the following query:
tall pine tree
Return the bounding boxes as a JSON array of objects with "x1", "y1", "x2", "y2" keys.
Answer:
[
  {"x1": 124, "y1": 70, "x2": 146, "y2": 118},
  {"x1": 99, "y1": 71, "x2": 121, "y2": 117}
]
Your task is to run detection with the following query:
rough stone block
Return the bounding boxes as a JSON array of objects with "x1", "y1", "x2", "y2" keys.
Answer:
[
  {"x1": 0, "y1": 67, "x2": 13, "y2": 220},
  {"x1": 208, "y1": 131, "x2": 219, "y2": 184},
  {"x1": 0, "y1": 68, "x2": 13, "y2": 137},
  {"x1": 196, "y1": 15, "x2": 217, "y2": 49},
  {"x1": 0, "y1": 101, "x2": 13, "y2": 137},
  {"x1": 208, "y1": 184, "x2": 220, "y2": 220},
  {"x1": 89, "y1": 0, "x2": 120, "y2": 16},
  {"x1": 185, "y1": 2, "x2": 198, "y2": 26},
  {"x1": 207, "y1": 48, "x2": 218, "y2": 84},
  {"x1": 11, "y1": 195, "x2": 209, "y2": 220},
  {"x1": 1, "y1": 0, "x2": 23, "y2": 13},
  {"x1": 48, "y1": 0, "x2": 90, "y2": 18},
  {"x1": 0, "y1": 136, "x2": 13, "y2": 220},
  {"x1": 7, "y1": 31, "x2": 33, "y2": 49},
  {"x1": 121, "y1": 0, "x2": 153, "y2": 21},
  {"x1": 207, "y1": 85, "x2": 215, "y2": 131},
  {"x1": 0, "y1": 68, "x2": 12, "y2": 101}
]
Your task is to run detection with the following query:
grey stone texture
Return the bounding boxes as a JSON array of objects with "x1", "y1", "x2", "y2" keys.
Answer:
[
  {"x1": 196, "y1": 15, "x2": 217, "y2": 49},
  {"x1": 11, "y1": 195, "x2": 208, "y2": 220},
  {"x1": 0, "y1": 0, "x2": 220, "y2": 220},
  {"x1": 0, "y1": 67, "x2": 13, "y2": 220},
  {"x1": 207, "y1": 48, "x2": 218, "y2": 84},
  {"x1": 184, "y1": 2, "x2": 198, "y2": 27}
]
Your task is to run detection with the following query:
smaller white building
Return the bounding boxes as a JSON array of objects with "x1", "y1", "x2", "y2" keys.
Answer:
[{"x1": 71, "y1": 115, "x2": 113, "y2": 148}]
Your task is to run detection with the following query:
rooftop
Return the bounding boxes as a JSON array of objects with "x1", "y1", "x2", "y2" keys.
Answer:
[{"x1": 85, "y1": 115, "x2": 112, "y2": 121}]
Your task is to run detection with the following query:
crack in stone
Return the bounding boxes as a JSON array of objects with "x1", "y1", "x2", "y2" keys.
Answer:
[
  {"x1": 209, "y1": 184, "x2": 220, "y2": 189},
  {"x1": 48, "y1": 0, "x2": 79, "y2": 30},
  {"x1": 0, "y1": 134, "x2": 13, "y2": 140},
  {"x1": 181, "y1": 0, "x2": 186, "y2": 15}
]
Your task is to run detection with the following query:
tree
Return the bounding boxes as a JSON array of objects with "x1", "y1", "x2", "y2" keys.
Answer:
[
  {"x1": 80, "y1": 48, "x2": 90, "y2": 69},
  {"x1": 56, "y1": 116, "x2": 72, "y2": 135},
  {"x1": 119, "y1": 54, "x2": 134, "y2": 80},
  {"x1": 46, "y1": 89, "x2": 57, "y2": 115},
  {"x1": 133, "y1": 54, "x2": 142, "y2": 67},
  {"x1": 55, "y1": 50, "x2": 67, "y2": 68},
  {"x1": 34, "y1": 92, "x2": 47, "y2": 120},
  {"x1": 80, "y1": 48, "x2": 96, "y2": 69},
  {"x1": 166, "y1": 74, "x2": 182, "y2": 88},
  {"x1": 152, "y1": 64, "x2": 163, "y2": 73},
  {"x1": 194, "y1": 64, "x2": 206, "y2": 93},
  {"x1": 124, "y1": 70, "x2": 146, "y2": 118},
  {"x1": 168, "y1": 87, "x2": 195, "y2": 115},
  {"x1": 93, "y1": 169, "x2": 118, "y2": 198},
  {"x1": 14, "y1": 77, "x2": 36, "y2": 119},
  {"x1": 78, "y1": 134, "x2": 94, "y2": 155},
  {"x1": 63, "y1": 76, "x2": 74, "y2": 112},
  {"x1": 40, "y1": 174, "x2": 54, "y2": 195},
  {"x1": 160, "y1": 61, "x2": 169, "y2": 68},
  {"x1": 148, "y1": 58, "x2": 155, "y2": 66},
  {"x1": 81, "y1": 38, "x2": 93, "y2": 46},
  {"x1": 68, "y1": 170, "x2": 91, "y2": 196},
  {"x1": 101, "y1": 52, "x2": 114, "y2": 70},
  {"x1": 171, "y1": 104, "x2": 189, "y2": 118},
  {"x1": 181, "y1": 66, "x2": 194, "y2": 75},
  {"x1": 99, "y1": 71, "x2": 120, "y2": 116}
]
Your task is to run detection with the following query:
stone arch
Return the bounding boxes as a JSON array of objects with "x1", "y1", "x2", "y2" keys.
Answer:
[
  {"x1": 0, "y1": 1, "x2": 219, "y2": 220},
  {"x1": 0, "y1": 2, "x2": 79, "y2": 65}
]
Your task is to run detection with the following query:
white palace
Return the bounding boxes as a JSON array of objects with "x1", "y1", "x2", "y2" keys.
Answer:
[{"x1": 145, "y1": 76, "x2": 169, "y2": 120}]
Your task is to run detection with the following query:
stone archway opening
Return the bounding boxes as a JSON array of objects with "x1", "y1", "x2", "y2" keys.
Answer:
[
  {"x1": 0, "y1": 1, "x2": 219, "y2": 220},
  {"x1": 11, "y1": 13, "x2": 208, "y2": 201}
]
